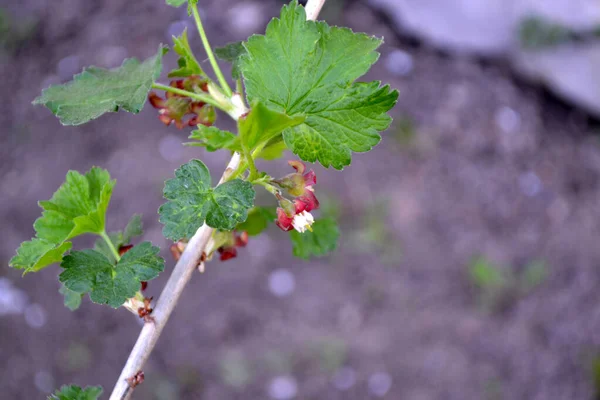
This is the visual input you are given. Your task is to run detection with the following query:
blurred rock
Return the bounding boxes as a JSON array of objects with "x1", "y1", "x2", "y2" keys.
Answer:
[{"x1": 369, "y1": 0, "x2": 600, "y2": 116}]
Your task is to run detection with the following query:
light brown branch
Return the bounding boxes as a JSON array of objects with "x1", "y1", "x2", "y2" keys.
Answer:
[{"x1": 109, "y1": 1, "x2": 325, "y2": 398}]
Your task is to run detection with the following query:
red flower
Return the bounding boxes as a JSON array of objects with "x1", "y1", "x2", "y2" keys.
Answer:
[
  {"x1": 217, "y1": 231, "x2": 249, "y2": 261},
  {"x1": 274, "y1": 161, "x2": 320, "y2": 232},
  {"x1": 148, "y1": 76, "x2": 215, "y2": 129}
]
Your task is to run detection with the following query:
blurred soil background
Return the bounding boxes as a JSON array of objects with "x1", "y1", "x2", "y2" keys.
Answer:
[{"x1": 3, "y1": 0, "x2": 600, "y2": 399}]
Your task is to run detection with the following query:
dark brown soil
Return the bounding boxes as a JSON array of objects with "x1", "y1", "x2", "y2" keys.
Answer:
[{"x1": 3, "y1": 1, "x2": 600, "y2": 399}]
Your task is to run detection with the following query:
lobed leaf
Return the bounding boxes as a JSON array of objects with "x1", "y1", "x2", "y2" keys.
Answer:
[
  {"x1": 169, "y1": 28, "x2": 204, "y2": 78},
  {"x1": 59, "y1": 242, "x2": 164, "y2": 308},
  {"x1": 239, "y1": 1, "x2": 398, "y2": 169},
  {"x1": 159, "y1": 160, "x2": 255, "y2": 240},
  {"x1": 34, "y1": 45, "x2": 167, "y2": 126},
  {"x1": 186, "y1": 126, "x2": 241, "y2": 152},
  {"x1": 10, "y1": 167, "x2": 115, "y2": 273},
  {"x1": 48, "y1": 385, "x2": 102, "y2": 400},
  {"x1": 290, "y1": 218, "x2": 340, "y2": 259}
]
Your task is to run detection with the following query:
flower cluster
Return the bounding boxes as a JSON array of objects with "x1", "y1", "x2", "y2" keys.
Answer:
[
  {"x1": 273, "y1": 161, "x2": 319, "y2": 233},
  {"x1": 148, "y1": 76, "x2": 215, "y2": 129}
]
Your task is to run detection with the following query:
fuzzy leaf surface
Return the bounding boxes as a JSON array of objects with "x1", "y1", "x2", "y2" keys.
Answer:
[
  {"x1": 33, "y1": 46, "x2": 166, "y2": 125},
  {"x1": 215, "y1": 41, "x2": 246, "y2": 79},
  {"x1": 48, "y1": 385, "x2": 102, "y2": 400},
  {"x1": 169, "y1": 28, "x2": 203, "y2": 77},
  {"x1": 10, "y1": 167, "x2": 115, "y2": 273},
  {"x1": 186, "y1": 126, "x2": 241, "y2": 152},
  {"x1": 59, "y1": 242, "x2": 164, "y2": 308},
  {"x1": 159, "y1": 160, "x2": 255, "y2": 240},
  {"x1": 290, "y1": 218, "x2": 339, "y2": 259},
  {"x1": 240, "y1": 1, "x2": 398, "y2": 169}
]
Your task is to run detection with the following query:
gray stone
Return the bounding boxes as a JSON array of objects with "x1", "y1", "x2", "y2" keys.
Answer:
[{"x1": 369, "y1": 0, "x2": 600, "y2": 116}]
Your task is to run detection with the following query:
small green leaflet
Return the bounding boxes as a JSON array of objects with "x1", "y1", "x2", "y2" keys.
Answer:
[
  {"x1": 10, "y1": 167, "x2": 115, "y2": 273},
  {"x1": 159, "y1": 160, "x2": 255, "y2": 240},
  {"x1": 169, "y1": 28, "x2": 204, "y2": 78},
  {"x1": 236, "y1": 207, "x2": 276, "y2": 236},
  {"x1": 94, "y1": 214, "x2": 143, "y2": 263},
  {"x1": 60, "y1": 242, "x2": 164, "y2": 308},
  {"x1": 290, "y1": 218, "x2": 340, "y2": 259},
  {"x1": 240, "y1": 1, "x2": 398, "y2": 169},
  {"x1": 215, "y1": 41, "x2": 246, "y2": 79},
  {"x1": 59, "y1": 284, "x2": 83, "y2": 311},
  {"x1": 48, "y1": 385, "x2": 102, "y2": 400},
  {"x1": 239, "y1": 101, "x2": 304, "y2": 151},
  {"x1": 165, "y1": 0, "x2": 198, "y2": 15},
  {"x1": 34, "y1": 46, "x2": 167, "y2": 126},
  {"x1": 186, "y1": 126, "x2": 241, "y2": 152}
]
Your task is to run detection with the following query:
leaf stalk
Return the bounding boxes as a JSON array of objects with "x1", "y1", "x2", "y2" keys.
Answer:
[{"x1": 191, "y1": 4, "x2": 233, "y2": 98}]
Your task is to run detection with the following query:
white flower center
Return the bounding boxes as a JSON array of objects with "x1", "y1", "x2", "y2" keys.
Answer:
[{"x1": 292, "y1": 211, "x2": 315, "y2": 233}]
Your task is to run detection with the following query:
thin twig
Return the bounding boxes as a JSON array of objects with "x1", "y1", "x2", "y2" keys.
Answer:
[
  {"x1": 109, "y1": 1, "x2": 325, "y2": 398},
  {"x1": 305, "y1": 0, "x2": 326, "y2": 20}
]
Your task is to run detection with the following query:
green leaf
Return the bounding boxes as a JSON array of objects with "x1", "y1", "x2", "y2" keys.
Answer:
[
  {"x1": 48, "y1": 385, "x2": 102, "y2": 400},
  {"x1": 290, "y1": 218, "x2": 339, "y2": 259},
  {"x1": 186, "y1": 126, "x2": 241, "y2": 152},
  {"x1": 238, "y1": 100, "x2": 304, "y2": 151},
  {"x1": 10, "y1": 167, "x2": 115, "y2": 273},
  {"x1": 60, "y1": 242, "x2": 164, "y2": 308},
  {"x1": 169, "y1": 28, "x2": 203, "y2": 78},
  {"x1": 166, "y1": 0, "x2": 187, "y2": 6},
  {"x1": 94, "y1": 214, "x2": 143, "y2": 263},
  {"x1": 165, "y1": 0, "x2": 198, "y2": 15},
  {"x1": 239, "y1": 2, "x2": 398, "y2": 169},
  {"x1": 256, "y1": 136, "x2": 288, "y2": 160},
  {"x1": 38, "y1": 167, "x2": 115, "y2": 238},
  {"x1": 59, "y1": 284, "x2": 83, "y2": 311},
  {"x1": 123, "y1": 214, "x2": 144, "y2": 242},
  {"x1": 159, "y1": 160, "x2": 255, "y2": 240},
  {"x1": 236, "y1": 207, "x2": 276, "y2": 236},
  {"x1": 215, "y1": 41, "x2": 246, "y2": 79},
  {"x1": 33, "y1": 45, "x2": 167, "y2": 126},
  {"x1": 10, "y1": 239, "x2": 72, "y2": 273}
]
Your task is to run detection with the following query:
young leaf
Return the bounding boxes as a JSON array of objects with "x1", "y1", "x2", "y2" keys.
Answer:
[
  {"x1": 159, "y1": 160, "x2": 255, "y2": 240},
  {"x1": 290, "y1": 218, "x2": 339, "y2": 259},
  {"x1": 10, "y1": 167, "x2": 115, "y2": 273},
  {"x1": 215, "y1": 41, "x2": 246, "y2": 79},
  {"x1": 236, "y1": 207, "x2": 276, "y2": 236},
  {"x1": 59, "y1": 242, "x2": 164, "y2": 308},
  {"x1": 33, "y1": 45, "x2": 167, "y2": 126},
  {"x1": 240, "y1": 1, "x2": 398, "y2": 169},
  {"x1": 238, "y1": 101, "x2": 304, "y2": 151},
  {"x1": 48, "y1": 385, "x2": 102, "y2": 400},
  {"x1": 256, "y1": 136, "x2": 288, "y2": 160},
  {"x1": 59, "y1": 284, "x2": 83, "y2": 311},
  {"x1": 169, "y1": 28, "x2": 203, "y2": 78},
  {"x1": 186, "y1": 126, "x2": 241, "y2": 152}
]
